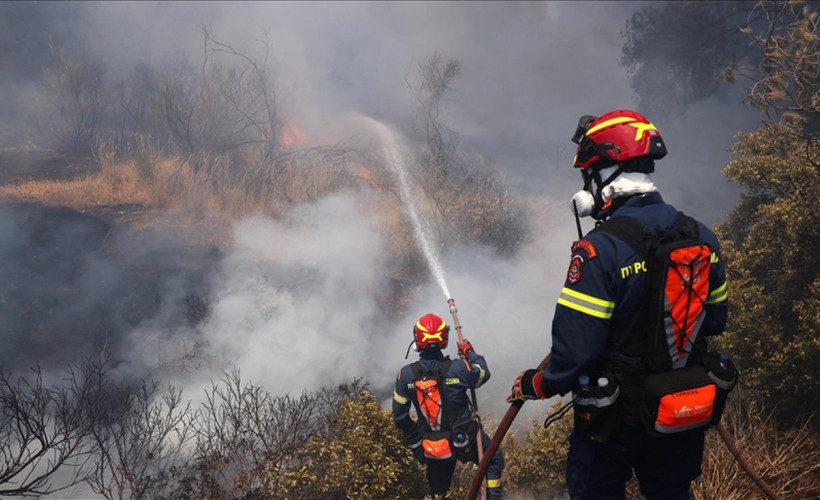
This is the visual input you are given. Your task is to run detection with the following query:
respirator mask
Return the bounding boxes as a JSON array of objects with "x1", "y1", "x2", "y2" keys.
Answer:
[{"x1": 569, "y1": 165, "x2": 621, "y2": 220}]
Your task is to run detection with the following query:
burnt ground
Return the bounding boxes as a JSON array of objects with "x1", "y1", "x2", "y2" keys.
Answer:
[
  {"x1": 0, "y1": 147, "x2": 219, "y2": 373},
  {"x1": 0, "y1": 145, "x2": 98, "y2": 184}
]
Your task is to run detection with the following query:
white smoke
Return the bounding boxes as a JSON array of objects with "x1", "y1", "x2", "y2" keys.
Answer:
[{"x1": 154, "y1": 193, "x2": 393, "y2": 401}]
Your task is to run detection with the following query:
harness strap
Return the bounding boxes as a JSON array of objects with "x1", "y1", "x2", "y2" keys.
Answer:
[{"x1": 411, "y1": 358, "x2": 458, "y2": 431}]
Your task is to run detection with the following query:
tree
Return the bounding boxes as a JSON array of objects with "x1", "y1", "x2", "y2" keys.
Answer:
[
  {"x1": 714, "y1": 112, "x2": 820, "y2": 426},
  {"x1": 36, "y1": 41, "x2": 108, "y2": 153},
  {"x1": 743, "y1": 0, "x2": 820, "y2": 121},
  {"x1": 168, "y1": 369, "x2": 331, "y2": 499},
  {"x1": 620, "y1": 1, "x2": 763, "y2": 119},
  {"x1": 0, "y1": 363, "x2": 95, "y2": 496},
  {"x1": 404, "y1": 54, "x2": 529, "y2": 258},
  {"x1": 711, "y1": 1, "x2": 820, "y2": 428},
  {"x1": 280, "y1": 382, "x2": 427, "y2": 499},
  {"x1": 84, "y1": 379, "x2": 193, "y2": 500}
]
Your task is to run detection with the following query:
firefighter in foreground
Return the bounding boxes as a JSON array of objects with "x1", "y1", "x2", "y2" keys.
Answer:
[
  {"x1": 508, "y1": 109, "x2": 734, "y2": 499},
  {"x1": 393, "y1": 312, "x2": 504, "y2": 499}
]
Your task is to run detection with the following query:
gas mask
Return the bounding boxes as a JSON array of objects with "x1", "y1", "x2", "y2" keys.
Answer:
[
  {"x1": 570, "y1": 189, "x2": 596, "y2": 218},
  {"x1": 569, "y1": 165, "x2": 621, "y2": 220}
]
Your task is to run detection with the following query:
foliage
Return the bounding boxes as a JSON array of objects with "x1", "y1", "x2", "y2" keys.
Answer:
[
  {"x1": 4, "y1": 360, "x2": 820, "y2": 499},
  {"x1": 621, "y1": 0, "x2": 820, "y2": 121},
  {"x1": 280, "y1": 383, "x2": 427, "y2": 499},
  {"x1": 35, "y1": 42, "x2": 108, "y2": 153},
  {"x1": 620, "y1": 0, "x2": 758, "y2": 118},
  {"x1": 84, "y1": 377, "x2": 193, "y2": 500},
  {"x1": 404, "y1": 54, "x2": 529, "y2": 258},
  {"x1": 744, "y1": 0, "x2": 820, "y2": 119},
  {"x1": 167, "y1": 369, "x2": 335, "y2": 499},
  {"x1": 502, "y1": 403, "x2": 572, "y2": 498},
  {"x1": 715, "y1": 112, "x2": 820, "y2": 427},
  {"x1": 696, "y1": 390, "x2": 820, "y2": 499}
]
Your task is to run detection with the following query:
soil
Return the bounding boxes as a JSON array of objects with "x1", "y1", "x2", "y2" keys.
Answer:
[
  {"x1": 0, "y1": 146, "x2": 218, "y2": 372},
  {"x1": 0, "y1": 145, "x2": 97, "y2": 184}
]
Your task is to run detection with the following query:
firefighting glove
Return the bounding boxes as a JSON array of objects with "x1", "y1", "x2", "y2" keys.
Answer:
[
  {"x1": 507, "y1": 368, "x2": 549, "y2": 403},
  {"x1": 457, "y1": 340, "x2": 474, "y2": 358}
]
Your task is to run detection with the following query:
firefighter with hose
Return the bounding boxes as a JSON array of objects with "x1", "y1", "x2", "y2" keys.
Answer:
[
  {"x1": 393, "y1": 312, "x2": 504, "y2": 499},
  {"x1": 506, "y1": 109, "x2": 735, "y2": 499}
]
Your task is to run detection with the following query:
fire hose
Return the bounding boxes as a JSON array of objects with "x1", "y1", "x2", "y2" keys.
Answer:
[
  {"x1": 465, "y1": 354, "x2": 550, "y2": 500},
  {"x1": 447, "y1": 298, "x2": 486, "y2": 500},
  {"x1": 464, "y1": 354, "x2": 783, "y2": 500}
]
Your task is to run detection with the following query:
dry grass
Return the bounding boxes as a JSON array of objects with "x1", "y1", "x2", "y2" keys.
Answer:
[
  {"x1": 0, "y1": 158, "x2": 152, "y2": 209},
  {"x1": 695, "y1": 403, "x2": 820, "y2": 500}
]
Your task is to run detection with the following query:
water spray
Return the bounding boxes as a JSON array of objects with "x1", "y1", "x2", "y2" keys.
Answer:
[{"x1": 367, "y1": 117, "x2": 451, "y2": 300}]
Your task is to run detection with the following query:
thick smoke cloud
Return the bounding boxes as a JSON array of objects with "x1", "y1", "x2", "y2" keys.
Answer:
[{"x1": 1, "y1": 1, "x2": 762, "y2": 427}]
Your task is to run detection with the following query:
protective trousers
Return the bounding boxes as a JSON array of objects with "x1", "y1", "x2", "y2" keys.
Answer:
[
  {"x1": 566, "y1": 423, "x2": 705, "y2": 500},
  {"x1": 426, "y1": 429, "x2": 504, "y2": 499}
]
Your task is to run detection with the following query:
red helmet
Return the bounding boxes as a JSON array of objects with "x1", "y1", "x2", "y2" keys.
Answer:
[
  {"x1": 571, "y1": 109, "x2": 667, "y2": 170},
  {"x1": 413, "y1": 313, "x2": 450, "y2": 350}
]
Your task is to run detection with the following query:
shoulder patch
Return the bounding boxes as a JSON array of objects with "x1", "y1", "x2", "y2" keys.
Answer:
[
  {"x1": 567, "y1": 254, "x2": 584, "y2": 284},
  {"x1": 567, "y1": 239, "x2": 597, "y2": 285},
  {"x1": 571, "y1": 239, "x2": 598, "y2": 259}
]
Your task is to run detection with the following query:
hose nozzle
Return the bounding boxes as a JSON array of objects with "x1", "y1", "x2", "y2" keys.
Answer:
[{"x1": 447, "y1": 298, "x2": 457, "y2": 314}]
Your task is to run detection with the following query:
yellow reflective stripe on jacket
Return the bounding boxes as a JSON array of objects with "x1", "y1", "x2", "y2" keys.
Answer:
[
  {"x1": 393, "y1": 390, "x2": 408, "y2": 405},
  {"x1": 472, "y1": 363, "x2": 488, "y2": 388},
  {"x1": 707, "y1": 282, "x2": 727, "y2": 304},
  {"x1": 486, "y1": 478, "x2": 501, "y2": 488},
  {"x1": 557, "y1": 287, "x2": 615, "y2": 319}
]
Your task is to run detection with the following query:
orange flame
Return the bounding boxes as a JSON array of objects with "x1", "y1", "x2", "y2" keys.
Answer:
[{"x1": 280, "y1": 122, "x2": 304, "y2": 147}]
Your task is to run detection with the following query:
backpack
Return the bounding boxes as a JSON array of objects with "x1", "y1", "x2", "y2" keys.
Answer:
[
  {"x1": 593, "y1": 211, "x2": 736, "y2": 436},
  {"x1": 594, "y1": 211, "x2": 712, "y2": 372},
  {"x1": 410, "y1": 358, "x2": 476, "y2": 461},
  {"x1": 411, "y1": 358, "x2": 455, "y2": 432}
]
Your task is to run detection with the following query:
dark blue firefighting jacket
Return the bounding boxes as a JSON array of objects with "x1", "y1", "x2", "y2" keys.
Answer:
[
  {"x1": 543, "y1": 192, "x2": 729, "y2": 396},
  {"x1": 392, "y1": 347, "x2": 490, "y2": 438}
]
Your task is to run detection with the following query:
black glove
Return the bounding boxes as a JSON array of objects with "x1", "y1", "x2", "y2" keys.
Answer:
[{"x1": 507, "y1": 368, "x2": 549, "y2": 403}]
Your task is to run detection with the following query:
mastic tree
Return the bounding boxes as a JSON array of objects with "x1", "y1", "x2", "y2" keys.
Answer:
[
  {"x1": 280, "y1": 382, "x2": 427, "y2": 499},
  {"x1": 620, "y1": 0, "x2": 758, "y2": 118},
  {"x1": 714, "y1": 113, "x2": 820, "y2": 427},
  {"x1": 713, "y1": 0, "x2": 820, "y2": 428},
  {"x1": 501, "y1": 404, "x2": 572, "y2": 498},
  {"x1": 742, "y1": 0, "x2": 820, "y2": 120}
]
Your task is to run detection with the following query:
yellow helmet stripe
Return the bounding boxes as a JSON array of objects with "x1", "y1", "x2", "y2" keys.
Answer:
[
  {"x1": 628, "y1": 121, "x2": 659, "y2": 141},
  {"x1": 586, "y1": 116, "x2": 635, "y2": 136}
]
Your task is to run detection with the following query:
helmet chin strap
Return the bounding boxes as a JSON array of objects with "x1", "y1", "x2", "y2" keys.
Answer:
[
  {"x1": 405, "y1": 339, "x2": 417, "y2": 359},
  {"x1": 589, "y1": 165, "x2": 624, "y2": 220}
]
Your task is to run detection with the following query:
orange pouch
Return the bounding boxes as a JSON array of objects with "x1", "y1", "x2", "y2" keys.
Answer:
[
  {"x1": 641, "y1": 365, "x2": 716, "y2": 436},
  {"x1": 422, "y1": 431, "x2": 454, "y2": 461}
]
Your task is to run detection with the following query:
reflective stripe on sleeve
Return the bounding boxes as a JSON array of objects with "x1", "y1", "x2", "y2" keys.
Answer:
[
  {"x1": 707, "y1": 282, "x2": 727, "y2": 304},
  {"x1": 472, "y1": 363, "x2": 488, "y2": 388},
  {"x1": 393, "y1": 390, "x2": 408, "y2": 405},
  {"x1": 557, "y1": 287, "x2": 615, "y2": 319},
  {"x1": 486, "y1": 478, "x2": 501, "y2": 488}
]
